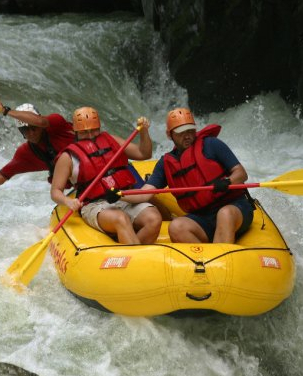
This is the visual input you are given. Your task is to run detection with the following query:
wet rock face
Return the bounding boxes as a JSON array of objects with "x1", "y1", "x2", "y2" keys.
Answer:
[
  {"x1": 151, "y1": 0, "x2": 303, "y2": 114},
  {"x1": 1, "y1": 0, "x2": 302, "y2": 113},
  {"x1": 0, "y1": 0, "x2": 143, "y2": 14},
  {"x1": 0, "y1": 362, "x2": 38, "y2": 376}
]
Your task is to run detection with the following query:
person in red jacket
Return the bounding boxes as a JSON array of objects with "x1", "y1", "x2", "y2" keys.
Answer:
[
  {"x1": 51, "y1": 106, "x2": 162, "y2": 245},
  {"x1": 0, "y1": 102, "x2": 74, "y2": 185},
  {"x1": 107, "y1": 107, "x2": 254, "y2": 244}
]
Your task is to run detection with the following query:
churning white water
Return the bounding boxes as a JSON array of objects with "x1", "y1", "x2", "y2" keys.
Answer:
[{"x1": 0, "y1": 12, "x2": 303, "y2": 376}]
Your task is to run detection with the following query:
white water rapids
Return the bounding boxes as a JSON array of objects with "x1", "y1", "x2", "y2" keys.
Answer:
[{"x1": 0, "y1": 12, "x2": 303, "y2": 376}]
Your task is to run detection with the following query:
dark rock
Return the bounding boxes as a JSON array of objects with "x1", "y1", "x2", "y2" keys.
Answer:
[
  {"x1": 0, "y1": 362, "x2": 38, "y2": 376},
  {"x1": 1, "y1": 0, "x2": 303, "y2": 113},
  {"x1": 0, "y1": 0, "x2": 143, "y2": 14},
  {"x1": 151, "y1": 0, "x2": 303, "y2": 114}
]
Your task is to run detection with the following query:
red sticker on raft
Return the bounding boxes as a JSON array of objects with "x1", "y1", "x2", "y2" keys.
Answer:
[
  {"x1": 100, "y1": 256, "x2": 131, "y2": 269},
  {"x1": 259, "y1": 256, "x2": 281, "y2": 269}
]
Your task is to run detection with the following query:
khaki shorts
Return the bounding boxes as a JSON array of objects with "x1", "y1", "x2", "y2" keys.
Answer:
[{"x1": 80, "y1": 200, "x2": 154, "y2": 233}]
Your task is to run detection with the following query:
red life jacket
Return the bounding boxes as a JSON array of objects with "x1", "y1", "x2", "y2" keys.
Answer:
[
  {"x1": 65, "y1": 132, "x2": 136, "y2": 203},
  {"x1": 163, "y1": 124, "x2": 245, "y2": 213}
]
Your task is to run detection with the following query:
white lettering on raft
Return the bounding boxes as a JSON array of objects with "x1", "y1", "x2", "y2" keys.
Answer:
[
  {"x1": 259, "y1": 256, "x2": 281, "y2": 269},
  {"x1": 100, "y1": 256, "x2": 131, "y2": 269}
]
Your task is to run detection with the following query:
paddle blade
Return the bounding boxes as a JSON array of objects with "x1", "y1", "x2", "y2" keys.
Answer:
[
  {"x1": 3, "y1": 232, "x2": 53, "y2": 288},
  {"x1": 274, "y1": 169, "x2": 303, "y2": 182},
  {"x1": 262, "y1": 181, "x2": 303, "y2": 195},
  {"x1": 267, "y1": 169, "x2": 303, "y2": 196}
]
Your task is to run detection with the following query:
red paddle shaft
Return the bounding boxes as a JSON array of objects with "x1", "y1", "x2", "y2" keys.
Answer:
[{"x1": 121, "y1": 183, "x2": 260, "y2": 196}]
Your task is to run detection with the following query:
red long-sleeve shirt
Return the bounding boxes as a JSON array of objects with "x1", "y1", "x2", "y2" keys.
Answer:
[{"x1": 0, "y1": 113, "x2": 74, "y2": 179}]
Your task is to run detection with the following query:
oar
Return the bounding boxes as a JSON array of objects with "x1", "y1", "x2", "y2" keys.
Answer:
[
  {"x1": 4, "y1": 125, "x2": 142, "y2": 288},
  {"x1": 120, "y1": 169, "x2": 303, "y2": 197}
]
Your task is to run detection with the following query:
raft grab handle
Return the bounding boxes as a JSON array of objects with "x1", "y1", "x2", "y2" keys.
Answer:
[{"x1": 186, "y1": 292, "x2": 212, "y2": 301}]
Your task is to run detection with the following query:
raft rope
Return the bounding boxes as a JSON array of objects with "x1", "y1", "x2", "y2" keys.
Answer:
[
  {"x1": 257, "y1": 201, "x2": 266, "y2": 230},
  {"x1": 53, "y1": 199, "x2": 292, "y2": 273},
  {"x1": 254, "y1": 197, "x2": 291, "y2": 249}
]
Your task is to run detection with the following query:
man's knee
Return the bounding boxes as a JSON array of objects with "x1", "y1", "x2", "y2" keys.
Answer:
[
  {"x1": 217, "y1": 205, "x2": 241, "y2": 222},
  {"x1": 100, "y1": 210, "x2": 131, "y2": 229},
  {"x1": 216, "y1": 206, "x2": 243, "y2": 234},
  {"x1": 168, "y1": 218, "x2": 185, "y2": 238},
  {"x1": 141, "y1": 207, "x2": 162, "y2": 230}
]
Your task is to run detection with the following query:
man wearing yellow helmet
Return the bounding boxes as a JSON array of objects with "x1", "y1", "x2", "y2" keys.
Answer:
[
  {"x1": 0, "y1": 101, "x2": 74, "y2": 185},
  {"x1": 112, "y1": 107, "x2": 254, "y2": 244},
  {"x1": 51, "y1": 107, "x2": 162, "y2": 245}
]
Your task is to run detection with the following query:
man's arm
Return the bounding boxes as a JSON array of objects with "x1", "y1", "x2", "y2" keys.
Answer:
[
  {"x1": 121, "y1": 158, "x2": 167, "y2": 203},
  {"x1": 0, "y1": 101, "x2": 49, "y2": 128},
  {"x1": 206, "y1": 137, "x2": 248, "y2": 183},
  {"x1": 0, "y1": 173, "x2": 7, "y2": 186},
  {"x1": 113, "y1": 117, "x2": 153, "y2": 160},
  {"x1": 121, "y1": 183, "x2": 156, "y2": 203},
  {"x1": 227, "y1": 163, "x2": 248, "y2": 184},
  {"x1": 50, "y1": 153, "x2": 82, "y2": 211}
]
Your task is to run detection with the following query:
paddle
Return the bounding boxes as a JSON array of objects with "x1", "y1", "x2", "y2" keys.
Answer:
[
  {"x1": 4, "y1": 125, "x2": 142, "y2": 288},
  {"x1": 120, "y1": 169, "x2": 303, "y2": 197}
]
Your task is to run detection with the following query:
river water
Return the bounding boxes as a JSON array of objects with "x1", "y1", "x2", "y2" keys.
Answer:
[{"x1": 0, "y1": 12, "x2": 303, "y2": 376}]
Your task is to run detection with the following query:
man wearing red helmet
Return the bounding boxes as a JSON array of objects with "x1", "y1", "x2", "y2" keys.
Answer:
[
  {"x1": 51, "y1": 107, "x2": 162, "y2": 245},
  {"x1": 0, "y1": 101, "x2": 74, "y2": 185},
  {"x1": 112, "y1": 107, "x2": 254, "y2": 244}
]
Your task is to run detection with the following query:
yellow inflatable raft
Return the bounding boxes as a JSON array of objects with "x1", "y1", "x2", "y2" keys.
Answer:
[{"x1": 49, "y1": 161, "x2": 295, "y2": 317}]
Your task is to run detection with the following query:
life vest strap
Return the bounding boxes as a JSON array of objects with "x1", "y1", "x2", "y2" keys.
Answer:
[
  {"x1": 104, "y1": 165, "x2": 128, "y2": 177},
  {"x1": 172, "y1": 163, "x2": 195, "y2": 178},
  {"x1": 88, "y1": 147, "x2": 112, "y2": 158}
]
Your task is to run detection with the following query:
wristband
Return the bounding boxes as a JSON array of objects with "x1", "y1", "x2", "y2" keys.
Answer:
[{"x1": 2, "y1": 106, "x2": 11, "y2": 116}]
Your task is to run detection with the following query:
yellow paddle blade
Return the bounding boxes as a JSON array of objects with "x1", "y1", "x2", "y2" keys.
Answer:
[
  {"x1": 260, "y1": 180, "x2": 303, "y2": 195},
  {"x1": 273, "y1": 169, "x2": 303, "y2": 182},
  {"x1": 3, "y1": 232, "x2": 54, "y2": 289},
  {"x1": 260, "y1": 169, "x2": 303, "y2": 196}
]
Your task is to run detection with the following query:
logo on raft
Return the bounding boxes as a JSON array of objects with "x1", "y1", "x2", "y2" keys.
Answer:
[
  {"x1": 190, "y1": 246, "x2": 203, "y2": 253},
  {"x1": 49, "y1": 241, "x2": 69, "y2": 274},
  {"x1": 100, "y1": 256, "x2": 131, "y2": 269},
  {"x1": 259, "y1": 256, "x2": 281, "y2": 269}
]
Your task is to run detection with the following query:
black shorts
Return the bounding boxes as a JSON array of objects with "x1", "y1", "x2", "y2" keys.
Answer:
[{"x1": 186, "y1": 196, "x2": 254, "y2": 242}]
